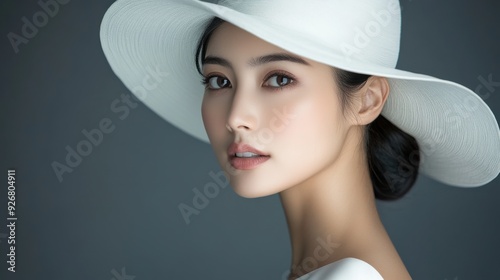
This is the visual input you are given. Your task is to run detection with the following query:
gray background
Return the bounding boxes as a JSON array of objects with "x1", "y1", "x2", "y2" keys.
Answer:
[{"x1": 1, "y1": 0, "x2": 499, "y2": 279}]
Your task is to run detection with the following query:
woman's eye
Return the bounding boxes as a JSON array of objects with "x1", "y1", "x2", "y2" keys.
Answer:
[
  {"x1": 203, "y1": 76, "x2": 231, "y2": 90},
  {"x1": 264, "y1": 73, "x2": 294, "y2": 88}
]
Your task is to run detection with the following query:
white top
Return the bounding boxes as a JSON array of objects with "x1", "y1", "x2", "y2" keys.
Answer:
[{"x1": 296, "y1": 258, "x2": 384, "y2": 280}]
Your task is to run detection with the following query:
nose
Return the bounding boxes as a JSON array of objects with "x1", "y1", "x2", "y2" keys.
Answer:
[{"x1": 226, "y1": 85, "x2": 258, "y2": 133}]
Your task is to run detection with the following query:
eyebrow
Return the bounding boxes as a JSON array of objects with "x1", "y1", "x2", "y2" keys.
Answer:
[{"x1": 202, "y1": 53, "x2": 311, "y2": 69}]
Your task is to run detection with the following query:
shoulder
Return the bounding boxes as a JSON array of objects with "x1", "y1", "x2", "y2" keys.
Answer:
[{"x1": 296, "y1": 258, "x2": 384, "y2": 280}]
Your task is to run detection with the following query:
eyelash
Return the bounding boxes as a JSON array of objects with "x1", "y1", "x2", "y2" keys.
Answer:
[
  {"x1": 201, "y1": 75, "x2": 227, "y2": 90},
  {"x1": 264, "y1": 71, "x2": 297, "y2": 92},
  {"x1": 201, "y1": 71, "x2": 296, "y2": 92}
]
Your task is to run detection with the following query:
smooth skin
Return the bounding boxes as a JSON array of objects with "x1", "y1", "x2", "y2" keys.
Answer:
[{"x1": 201, "y1": 23, "x2": 412, "y2": 280}]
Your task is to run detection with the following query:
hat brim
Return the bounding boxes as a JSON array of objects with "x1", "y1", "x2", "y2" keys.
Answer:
[{"x1": 100, "y1": 0, "x2": 500, "y2": 187}]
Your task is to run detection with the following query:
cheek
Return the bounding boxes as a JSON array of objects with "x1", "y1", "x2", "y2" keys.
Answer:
[
  {"x1": 230, "y1": 91, "x2": 348, "y2": 198},
  {"x1": 274, "y1": 94, "x2": 346, "y2": 179}
]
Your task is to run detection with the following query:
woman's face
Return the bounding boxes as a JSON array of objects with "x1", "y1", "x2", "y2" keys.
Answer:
[{"x1": 201, "y1": 23, "x2": 357, "y2": 198}]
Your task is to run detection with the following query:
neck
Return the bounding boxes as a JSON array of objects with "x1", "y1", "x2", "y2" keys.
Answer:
[{"x1": 278, "y1": 128, "x2": 386, "y2": 278}]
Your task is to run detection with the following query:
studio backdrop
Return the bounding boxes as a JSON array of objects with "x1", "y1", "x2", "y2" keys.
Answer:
[{"x1": 1, "y1": 0, "x2": 499, "y2": 279}]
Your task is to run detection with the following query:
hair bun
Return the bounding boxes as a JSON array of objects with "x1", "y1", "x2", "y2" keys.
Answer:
[{"x1": 367, "y1": 115, "x2": 420, "y2": 200}]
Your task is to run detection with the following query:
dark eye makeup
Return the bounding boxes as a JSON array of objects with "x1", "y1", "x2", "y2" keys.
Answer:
[
  {"x1": 201, "y1": 75, "x2": 230, "y2": 90},
  {"x1": 201, "y1": 70, "x2": 296, "y2": 92}
]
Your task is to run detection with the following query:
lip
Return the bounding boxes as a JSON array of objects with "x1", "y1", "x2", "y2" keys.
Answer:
[{"x1": 227, "y1": 143, "x2": 270, "y2": 170}]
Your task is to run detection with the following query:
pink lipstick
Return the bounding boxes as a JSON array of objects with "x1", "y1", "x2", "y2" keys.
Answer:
[{"x1": 227, "y1": 143, "x2": 270, "y2": 170}]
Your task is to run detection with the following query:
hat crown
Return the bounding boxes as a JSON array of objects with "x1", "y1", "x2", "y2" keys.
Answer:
[{"x1": 218, "y1": 0, "x2": 401, "y2": 68}]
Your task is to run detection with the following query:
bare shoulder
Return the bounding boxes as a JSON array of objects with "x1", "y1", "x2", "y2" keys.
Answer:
[{"x1": 296, "y1": 258, "x2": 384, "y2": 280}]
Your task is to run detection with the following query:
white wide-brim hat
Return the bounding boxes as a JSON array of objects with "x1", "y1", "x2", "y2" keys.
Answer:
[{"x1": 100, "y1": 0, "x2": 500, "y2": 187}]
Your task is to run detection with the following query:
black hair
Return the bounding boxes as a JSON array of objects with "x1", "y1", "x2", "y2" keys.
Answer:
[
  {"x1": 195, "y1": 17, "x2": 420, "y2": 200},
  {"x1": 195, "y1": 17, "x2": 226, "y2": 76}
]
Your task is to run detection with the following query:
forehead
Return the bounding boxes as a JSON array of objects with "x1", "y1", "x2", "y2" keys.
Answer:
[{"x1": 205, "y1": 23, "x2": 307, "y2": 61}]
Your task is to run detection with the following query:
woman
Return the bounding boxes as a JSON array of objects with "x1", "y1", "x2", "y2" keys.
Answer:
[{"x1": 100, "y1": 0, "x2": 500, "y2": 279}]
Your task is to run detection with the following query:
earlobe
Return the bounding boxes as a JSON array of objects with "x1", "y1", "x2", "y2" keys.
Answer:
[{"x1": 356, "y1": 76, "x2": 390, "y2": 125}]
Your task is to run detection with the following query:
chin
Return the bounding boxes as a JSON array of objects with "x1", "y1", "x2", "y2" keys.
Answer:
[
  {"x1": 217, "y1": 156, "x2": 290, "y2": 198},
  {"x1": 231, "y1": 184, "x2": 277, "y2": 198},
  {"x1": 228, "y1": 172, "x2": 287, "y2": 198}
]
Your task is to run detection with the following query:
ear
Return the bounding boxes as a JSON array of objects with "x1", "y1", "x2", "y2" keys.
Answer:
[{"x1": 354, "y1": 76, "x2": 390, "y2": 125}]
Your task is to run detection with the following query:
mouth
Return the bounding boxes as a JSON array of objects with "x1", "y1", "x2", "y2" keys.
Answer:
[
  {"x1": 229, "y1": 155, "x2": 270, "y2": 170},
  {"x1": 227, "y1": 143, "x2": 270, "y2": 170}
]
